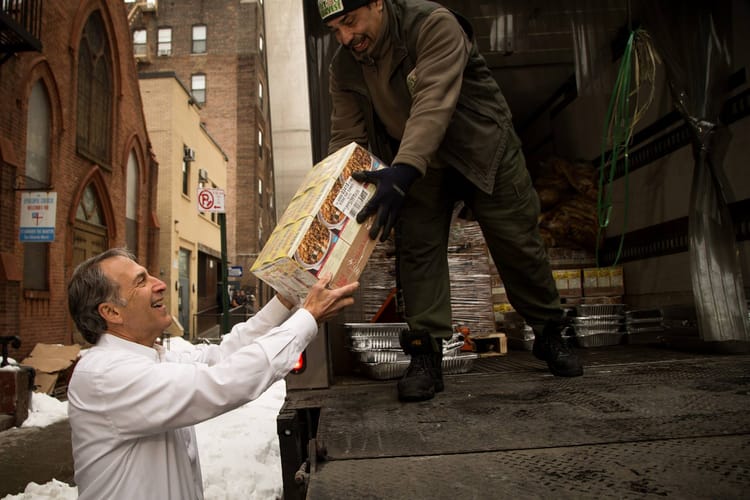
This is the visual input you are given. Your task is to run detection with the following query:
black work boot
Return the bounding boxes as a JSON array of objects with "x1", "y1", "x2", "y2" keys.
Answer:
[
  {"x1": 532, "y1": 318, "x2": 584, "y2": 377},
  {"x1": 397, "y1": 330, "x2": 443, "y2": 402}
]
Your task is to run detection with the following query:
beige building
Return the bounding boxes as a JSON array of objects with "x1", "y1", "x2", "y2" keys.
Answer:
[
  {"x1": 139, "y1": 73, "x2": 228, "y2": 340},
  {"x1": 128, "y1": 0, "x2": 276, "y2": 307}
]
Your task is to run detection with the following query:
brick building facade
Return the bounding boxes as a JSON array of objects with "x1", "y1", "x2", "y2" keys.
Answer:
[
  {"x1": 0, "y1": 0, "x2": 158, "y2": 359},
  {"x1": 129, "y1": 0, "x2": 276, "y2": 305}
]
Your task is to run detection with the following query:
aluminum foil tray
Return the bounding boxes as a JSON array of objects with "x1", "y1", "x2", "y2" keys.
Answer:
[
  {"x1": 345, "y1": 322, "x2": 406, "y2": 351},
  {"x1": 576, "y1": 332, "x2": 625, "y2": 348},
  {"x1": 349, "y1": 336, "x2": 402, "y2": 351},
  {"x1": 354, "y1": 349, "x2": 408, "y2": 363},
  {"x1": 360, "y1": 353, "x2": 479, "y2": 380},
  {"x1": 574, "y1": 326, "x2": 623, "y2": 336},
  {"x1": 353, "y1": 345, "x2": 462, "y2": 363},
  {"x1": 576, "y1": 304, "x2": 625, "y2": 316},
  {"x1": 573, "y1": 315, "x2": 625, "y2": 326},
  {"x1": 344, "y1": 322, "x2": 408, "y2": 337},
  {"x1": 626, "y1": 325, "x2": 665, "y2": 334},
  {"x1": 626, "y1": 318, "x2": 664, "y2": 326}
]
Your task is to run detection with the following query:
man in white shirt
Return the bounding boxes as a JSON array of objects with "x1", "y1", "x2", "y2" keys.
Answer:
[{"x1": 66, "y1": 248, "x2": 358, "y2": 500}]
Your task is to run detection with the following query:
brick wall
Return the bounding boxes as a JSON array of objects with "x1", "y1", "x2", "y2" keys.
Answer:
[{"x1": 0, "y1": 0, "x2": 156, "y2": 358}]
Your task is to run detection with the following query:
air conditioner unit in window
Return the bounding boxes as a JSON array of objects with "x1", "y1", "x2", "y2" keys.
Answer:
[
  {"x1": 184, "y1": 147, "x2": 195, "y2": 162},
  {"x1": 198, "y1": 168, "x2": 208, "y2": 181}
]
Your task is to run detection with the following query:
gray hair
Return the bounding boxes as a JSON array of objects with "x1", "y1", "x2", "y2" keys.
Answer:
[{"x1": 68, "y1": 248, "x2": 134, "y2": 344}]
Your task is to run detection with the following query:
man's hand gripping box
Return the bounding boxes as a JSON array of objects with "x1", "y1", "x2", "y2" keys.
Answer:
[{"x1": 251, "y1": 142, "x2": 383, "y2": 303}]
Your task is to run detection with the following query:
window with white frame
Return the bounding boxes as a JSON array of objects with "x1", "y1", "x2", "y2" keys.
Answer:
[
  {"x1": 192, "y1": 24, "x2": 206, "y2": 54},
  {"x1": 258, "y1": 129, "x2": 263, "y2": 158},
  {"x1": 191, "y1": 73, "x2": 206, "y2": 104},
  {"x1": 133, "y1": 29, "x2": 147, "y2": 57},
  {"x1": 157, "y1": 27, "x2": 172, "y2": 56}
]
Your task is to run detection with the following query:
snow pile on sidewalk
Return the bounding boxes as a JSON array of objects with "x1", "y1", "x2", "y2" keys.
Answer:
[{"x1": 21, "y1": 392, "x2": 68, "y2": 428}]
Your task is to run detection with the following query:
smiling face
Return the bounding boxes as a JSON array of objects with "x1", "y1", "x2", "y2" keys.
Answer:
[
  {"x1": 326, "y1": 0, "x2": 384, "y2": 57},
  {"x1": 98, "y1": 255, "x2": 170, "y2": 347}
]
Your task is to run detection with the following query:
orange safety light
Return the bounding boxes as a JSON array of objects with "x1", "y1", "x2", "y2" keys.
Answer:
[{"x1": 291, "y1": 352, "x2": 306, "y2": 374}]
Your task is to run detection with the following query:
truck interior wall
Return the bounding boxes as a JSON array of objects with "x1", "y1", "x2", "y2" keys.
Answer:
[
  {"x1": 523, "y1": 0, "x2": 750, "y2": 310},
  {"x1": 538, "y1": 67, "x2": 696, "y2": 308}
]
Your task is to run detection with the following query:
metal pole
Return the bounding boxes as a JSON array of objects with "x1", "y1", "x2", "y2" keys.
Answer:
[{"x1": 219, "y1": 212, "x2": 230, "y2": 335}]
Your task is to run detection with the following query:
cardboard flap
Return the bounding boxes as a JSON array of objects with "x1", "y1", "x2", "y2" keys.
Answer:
[
  {"x1": 32, "y1": 372, "x2": 58, "y2": 395},
  {"x1": 21, "y1": 356, "x2": 72, "y2": 373},
  {"x1": 21, "y1": 343, "x2": 81, "y2": 373}
]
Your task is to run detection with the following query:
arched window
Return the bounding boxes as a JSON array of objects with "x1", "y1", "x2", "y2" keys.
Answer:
[
  {"x1": 126, "y1": 150, "x2": 139, "y2": 254},
  {"x1": 76, "y1": 11, "x2": 113, "y2": 168},
  {"x1": 72, "y1": 183, "x2": 108, "y2": 272},
  {"x1": 23, "y1": 81, "x2": 51, "y2": 290},
  {"x1": 76, "y1": 184, "x2": 105, "y2": 226}
]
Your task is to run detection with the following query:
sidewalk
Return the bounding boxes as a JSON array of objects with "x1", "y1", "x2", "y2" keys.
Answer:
[{"x1": 0, "y1": 419, "x2": 73, "y2": 497}]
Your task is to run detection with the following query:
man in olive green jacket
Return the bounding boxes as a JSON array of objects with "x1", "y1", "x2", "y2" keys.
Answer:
[{"x1": 319, "y1": 0, "x2": 583, "y2": 402}]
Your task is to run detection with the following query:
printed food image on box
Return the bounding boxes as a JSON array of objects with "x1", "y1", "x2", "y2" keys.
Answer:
[
  {"x1": 553, "y1": 268, "x2": 582, "y2": 298},
  {"x1": 251, "y1": 142, "x2": 384, "y2": 303},
  {"x1": 582, "y1": 266, "x2": 624, "y2": 297}
]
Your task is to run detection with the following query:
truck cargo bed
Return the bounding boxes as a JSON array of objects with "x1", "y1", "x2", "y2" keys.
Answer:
[{"x1": 282, "y1": 345, "x2": 750, "y2": 499}]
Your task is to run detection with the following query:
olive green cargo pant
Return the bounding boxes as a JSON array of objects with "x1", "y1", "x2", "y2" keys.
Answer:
[{"x1": 395, "y1": 131, "x2": 562, "y2": 341}]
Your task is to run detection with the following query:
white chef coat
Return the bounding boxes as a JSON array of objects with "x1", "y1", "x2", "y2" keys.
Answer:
[{"x1": 67, "y1": 297, "x2": 317, "y2": 500}]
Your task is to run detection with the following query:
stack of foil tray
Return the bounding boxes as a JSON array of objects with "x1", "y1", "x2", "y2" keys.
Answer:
[
  {"x1": 573, "y1": 304, "x2": 626, "y2": 347},
  {"x1": 344, "y1": 323, "x2": 478, "y2": 380},
  {"x1": 625, "y1": 309, "x2": 664, "y2": 335}
]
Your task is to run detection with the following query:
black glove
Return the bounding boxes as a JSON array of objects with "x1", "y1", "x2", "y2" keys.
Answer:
[{"x1": 351, "y1": 163, "x2": 420, "y2": 242}]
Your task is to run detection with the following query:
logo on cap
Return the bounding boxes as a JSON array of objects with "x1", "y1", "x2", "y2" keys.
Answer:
[{"x1": 319, "y1": 0, "x2": 345, "y2": 19}]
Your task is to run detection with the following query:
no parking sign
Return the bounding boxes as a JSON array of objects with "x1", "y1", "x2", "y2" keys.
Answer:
[{"x1": 197, "y1": 188, "x2": 225, "y2": 213}]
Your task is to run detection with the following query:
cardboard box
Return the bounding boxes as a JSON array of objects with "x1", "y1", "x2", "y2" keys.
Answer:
[
  {"x1": 21, "y1": 343, "x2": 80, "y2": 394},
  {"x1": 583, "y1": 266, "x2": 624, "y2": 297},
  {"x1": 472, "y1": 333, "x2": 508, "y2": 357},
  {"x1": 489, "y1": 271, "x2": 508, "y2": 305},
  {"x1": 546, "y1": 247, "x2": 596, "y2": 269},
  {"x1": 251, "y1": 142, "x2": 384, "y2": 303},
  {"x1": 552, "y1": 268, "x2": 582, "y2": 298}
]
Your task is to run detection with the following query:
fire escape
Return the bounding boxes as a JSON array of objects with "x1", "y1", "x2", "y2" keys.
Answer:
[{"x1": 0, "y1": 0, "x2": 43, "y2": 65}]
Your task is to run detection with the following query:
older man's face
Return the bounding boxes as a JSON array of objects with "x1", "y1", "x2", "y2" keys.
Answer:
[
  {"x1": 100, "y1": 256, "x2": 171, "y2": 346},
  {"x1": 326, "y1": 0, "x2": 384, "y2": 57}
]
